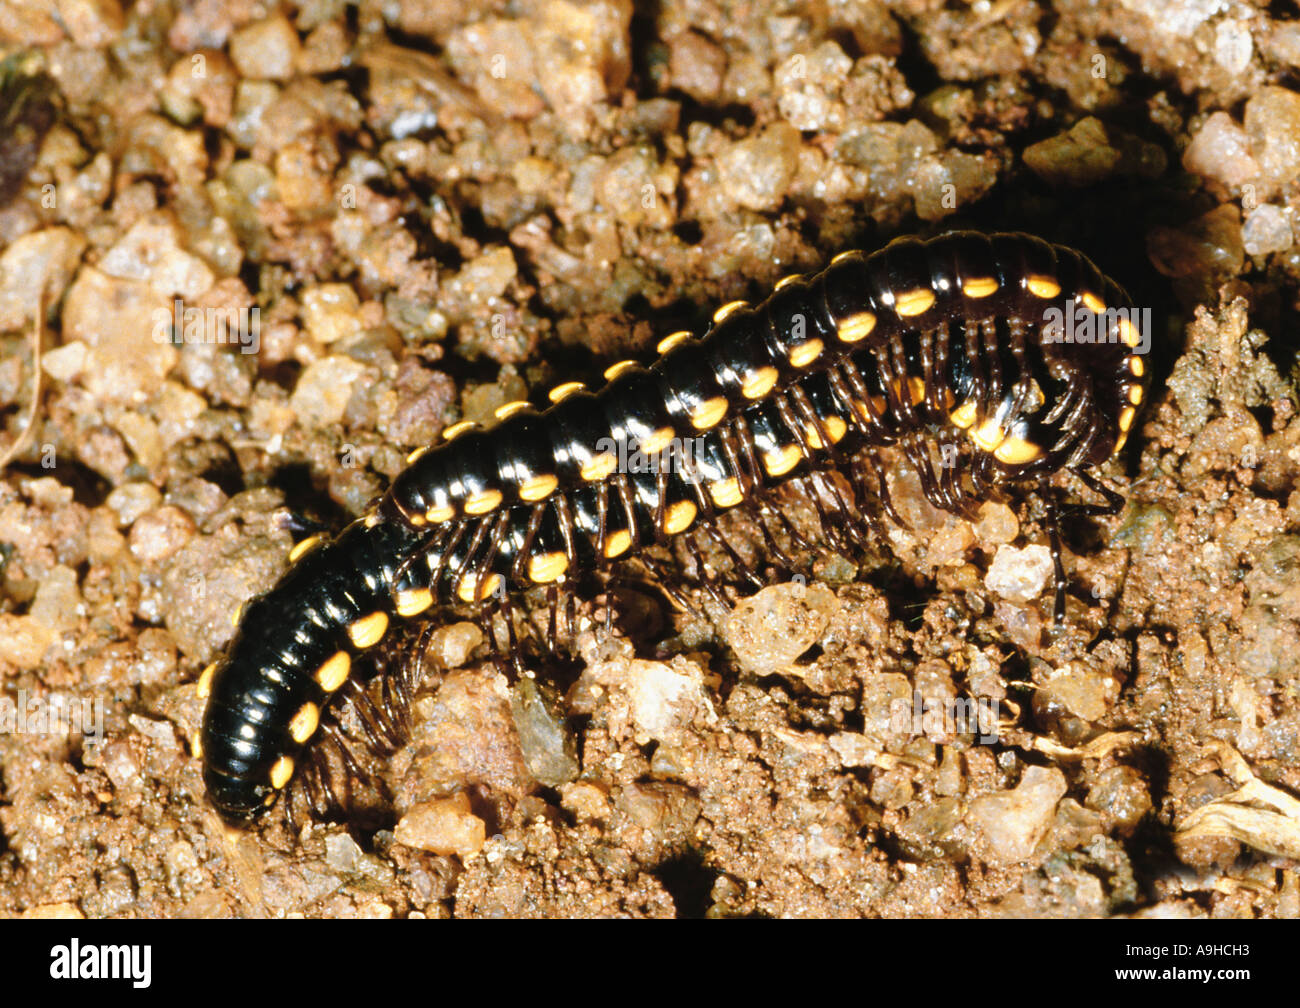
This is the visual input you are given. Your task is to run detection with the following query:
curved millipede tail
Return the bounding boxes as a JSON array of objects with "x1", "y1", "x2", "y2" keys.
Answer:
[{"x1": 200, "y1": 230, "x2": 1151, "y2": 825}]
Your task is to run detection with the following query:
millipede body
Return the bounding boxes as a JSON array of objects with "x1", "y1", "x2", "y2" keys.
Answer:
[{"x1": 199, "y1": 230, "x2": 1150, "y2": 824}]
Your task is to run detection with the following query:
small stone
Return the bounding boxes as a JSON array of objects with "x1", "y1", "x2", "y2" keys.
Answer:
[
  {"x1": 394, "y1": 794, "x2": 486, "y2": 858},
  {"x1": 1182, "y1": 112, "x2": 1259, "y2": 189},
  {"x1": 1244, "y1": 86, "x2": 1300, "y2": 197},
  {"x1": 1242, "y1": 205, "x2": 1293, "y2": 256},
  {"x1": 725, "y1": 581, "x2": 836, "y2": 675},
  {"x1": 984, "y1": 544, "x2": 1053, "y2": 604},
  {"x1": 510, "y1": 677, "x2": 579, "y2": 787},
  {"x1": 718, "y1": 123, "x2": 802, "y2": 212},
  {"x1": 301, "y1": 283, "x2": 362, "y2": 344},
  {"x1": 0, "y1": 614, "x2": 55, "y2": 668},
  {"x1": 289, "y1": 355, "x2": 369, "y2": 428},
  {"x1": 29, "y1": 565, "x2": 80, "y2": 636},
  {"x1": 669, "y1": 30, "x2": 725, "y2": 104},
  {"x1": 1214, "y1": 20, "x2": 1253, "y2": 76},
  {"x1": 229, "y1": 15, "x2": 301, "y2": 81},
  {"x1": 968, "y1": 765, "x2": 1067, "y2": 863}
]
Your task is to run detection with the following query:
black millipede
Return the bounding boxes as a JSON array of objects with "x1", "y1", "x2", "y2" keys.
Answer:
[{"x1": 198, "y1": 230, "x2": 1151, "y2": 824}]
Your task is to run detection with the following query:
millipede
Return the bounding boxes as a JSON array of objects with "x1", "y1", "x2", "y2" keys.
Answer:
[{"x1": 197, "y1": 230, "x2": 1151, "y2": 825}]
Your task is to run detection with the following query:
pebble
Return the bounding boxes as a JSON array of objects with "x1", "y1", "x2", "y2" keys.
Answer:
[
  {"x1": 509, "y1": 677, "x2": 579, "y2": 787},
  {"x1": 1242, "y1": 204, "x2": 1293, "y2": 256},
  {"x1": 983, "y1": 544, "x2": 1053, "y2": 604},
  {"x1": 968, "y1": 765, "x2": 1067, "y2": 863},
  {"x1": 228, "y1": 15, "x2": 301, "y2": 81},
  {"x1": 301, "y1": 283, "x2": 363, "y2": 344},
  {"x1": 289, "y1": 355, "x2": 369, "y2": 428},
  {"x1": 718, "y1": 123, "x2": 802, "y2": 212},
  {"x1": 394, "y1": 793, "x2": 487, "y2": 858},
  {"x1": 0, "y1": 226, "x2": 87, "y2": 331},
  {"x1": 1182, "y1": 112, "x2": 1259, "y2": 189},
  {"x1": 1244, "y1": 86, "x2": 1300, "y2": 197},
  {"x1": 725, "y1": 582, "x2": 837, "y2": 676}
]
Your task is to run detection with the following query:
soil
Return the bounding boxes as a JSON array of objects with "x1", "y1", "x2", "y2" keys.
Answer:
[{"x1": 1, "y1": 0, "x2": 1300, "y2": 918}]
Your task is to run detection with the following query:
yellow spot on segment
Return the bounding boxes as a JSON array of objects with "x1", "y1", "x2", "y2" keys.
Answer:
[
  {"x1": 962, "y1": 277, "x2": 999, "y2": 298},
  {"x1": 396, "y1": 587, "x2": 434, "y2": 617},
  {"x1": 742, "y1": 366, "x2": 779, "y2": 399},
  {"x1": 774, "y1": 273, "x2": 802, "y2": 291},
  {"x1": 664, "y1": 499, "x2": 697, "y2": 534},
  {"x1": 764, "y1": 443, "x2": 803, "y2": 476},
  {"x1": 519, "y1": 473, "x2": 558, "y2": 502},
  {"x1": 1080, "y1": 291, "x2": 1106, "y2": 314},
  {"x1": 456, "y1": 572, "x2": 502, "y2": 603},
  {"x1": 316, "y1": 651, "x2": 351, "y2": 691},
  {"x1": 657, "y1": 331, "x2": 692, "y2": 355},
  {"x1": 836, "y1": 312, "x2": 876, "y2": 343},
  {"x1": 548, "y1": 381, "x2": 586, "y2": 403},
  {"x1": 528, "y1": 551, "x2": 569, "y2": 583},
  {"x1": 971, "y1": 419, "x2": 1008, "y2": 453},
  {"x1": 830, "y1": 249, "x2": 858, "y2": 265},
  {"x1": 263, "y1": 793, "x2": 276, "y2": 807},
  {"x1": 894, "y1": 288, "x2": 936, "y2": 317},
  {"x1": 1128, "y1": 386, "x2": 1143, "y2": 406},
  {"x1": 994, "y1": 437, "x2": 1042, "y2": 465},
  {"x1": 1129, "y1": 355, "x2": 1144, "y2": 378},
  {"x1": 581, "y1": 452, "x2": 618, "y2": 482},
  {"x1": 494, "y1": 400, "x2": 531, "y2": 421},
  {"x1": 894, "y1": 376, "x2": 926, "y2": 405},
  {"x1": 603, "y1": 529, "x2": 632, "y2": 558},
  {"x1": 363, "y1": 511, "x2": 382, "y2": 528},
  {"x1": 289, "y1": 702, "x2": 320, "y2": 744},
  {"x1": 1113, "y1": 431, "x2": 1129, "y2": 454},
  {"x1": 197, "y1": 662, "x2": 217, "y2": 700},
  {"x1": 288, "y1": 534, "x2": 324, "y2": 564},
  {"x1": 805, "y1": 415, "x2": 848, "y2": 449},
  {"x1": 405, "y1": 445, "x2": 430, "y2": 464},
  {"x1": 1119, "y1": 406, "x2": 1136, "y2": 432},
  {"x1": 1026, "y1": 275, "x2": 1061, "y2": 299},
  {"x1": 949, "y1": 400, "x2": 978, "y2": 429},
  {"x1": 603, "y1": 360, "x2": 639, "y2": 381},
  {"x1": 691, "y1": 397, "x2": 728, "y2": 430},
  {"x1": 270, "y1": 755, "x2": 294, "y2": 790},
  {"x1": 426, "y1": 504, "x2": 456, "y2": 523},
  {"x1": 788, "y1": 338, "x2": 824, "y2": 368},
  {"x1": 443, "y1": 419, "x2": 476, "y2": 440},
  {"x1": 713, "y1": 300, "x2": 748, "y2": 324},
  {"x1": 710, "y1": 477, "x2": 743, "y2": 508},
  {"x1": 407, "y1": 512, "x2": 427, "y2": 527},
  {"x1": 348, "y1": 611, "x2": 389, "y2": 649},
  {"x1": 1118, "y1": 317, "x2": 1142, "y2": 349},
  {"x1": 229, "y1": 601, "x2": 246, "y2": 629},
  {"x1": 641, "y1": 426, "x2": 675, "y2": 455},
  {"x1": 464, "y1": 488, "x2": 503, "y2": 515}
]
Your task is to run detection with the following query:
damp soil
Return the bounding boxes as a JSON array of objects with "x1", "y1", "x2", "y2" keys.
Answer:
[{"x1": 2, "y1": 0, "x2": 1300, "y2": 918}]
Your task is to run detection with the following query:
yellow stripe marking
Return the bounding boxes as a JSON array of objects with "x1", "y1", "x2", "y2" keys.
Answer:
[
  {"x1": 548, "y1": 381, "x2": 586, "y2": 403},
  {"x1": 1129, "y1": 355, "x2": 1144, "y2": 378},
  {"x1": 581, "y1": 452, "x2": 618, "y2": 481},
  {"x1": 315, "y1": 651, "x2": 351, "y2": 691},
  {"x1": 949, "y1": 400, "x2": 978, "y2": 429},
  {"x1": 395, "y1": 587, "x2": 434, "y2": 617},
  {"x1": 962, "y1": 277, "x2": 999, "y2": 298},
  {"x1": 348, "y1": 611, "x2": 389, "y2": 649},
  {"x1": 270, "y1": 755, "x2": 294, "y2": 789},
  {"x1": 713, "y1": 300, "x2": 748, "y2": 324},
  {"x1": 641, "y1": 426, "x2": 675, "y2": 455},
  {"x1": 494, "y1": 400, "x2": 531, "y2": 420},
  {"x1": 456, "y1": 572, "x2": 502, "y2": 603},
  {"x1": 197, "y1": 662, "x2": 217, "y2": 700},
  {"x1": 603, "y1": 360, "x2": 638, "y2": 381},
  {"x1": 691, "y1": 397, "x2": 728, "y2": 430},
  {"x1": 443, "y1": 419, "x2": 476, "y2": 440},
  {"x1": 405, "y1": 445, "x2": 430, "y2": 464},
  {"x1": 830, "y1": 250, "x2": 858, "y2": 265},
  {"x1": 425, "y1": 503, "x2": 456, "y2": 523},
  {"x1": 1080, "y1": 291, "x2": 1106, "y2": 314},
  {"x1": 664, "y1": 499, "x2": 697, "y2": 534},
  {"x1": 894, "y1": 288, "x2": 936, "y2": 316},
  {"x1": 836, "y1": 312, "x2": 876, "y2": 343},
  {"x1": 764, "y1": 443, "x2": 803, "y2": 476},
  {"x1": 528, "y1": 551, "x2": 569, "y2": 583},
  {"x1": 894, "y1": 376, "x2": 926, "y2": 405},
  {"x1": 288, "y1": 534, "x2": 324, "y2": 564},
  {"x1": 742, "y1": 366, "x2": 779, "y2": 399},
  {"x1": 804, "y1": 416, "x2": 848, "y2": 449},
  {"x1": 657, "y1": 331, "x2": 692, "y2": 354},
  {"x1": 1118, "y1": 317, "x2": 1141, "y2": 349},
  {"x1": 289, "y1": 702, "x2": 320, "y2": 744},
  {"x1": 1128, "y1": 386, "x2": 1143, "y2": 405},
  {"x1": 710, "y1": 477, "x2": 743, "y2": 508},
  {"x1": 519, "y1": 473, "x2": 558, "y2": 502},
  {"x1": 1113, "y1": 431, "x2": 1130, "y2": 454},
  {"x1": 603, "y1": 528, "x2": 632, "y2": 558},
  {"x1": 993, "y1": 437, "x2": 1041, "y2": 465},
  {"x1": 1026, "y1": 275, "x2": 1060, "y2": 298},
  {"x1": 464, "y1": 489, "x2": 503, "y2": 515},
  {"x1": 774, "y1": 273, "x2": 802, "y2": 290},
  {"x1": 971, "y1": 419, "x2": 1007, "y2": 452},
  {"x1": 229, "y1": 601, "x2": 246, "y2": 629},
  {"x1": 1119, "y1": 406, "x2": 1136, "y2": 432},
  {"x1": 788, "y1": 338, "x2": 824, "y2": 368}
]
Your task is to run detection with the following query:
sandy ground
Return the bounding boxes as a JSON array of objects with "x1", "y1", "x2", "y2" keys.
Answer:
[{"x1": 1, "y1": 0, "x2": 1299, "y2": 917}]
